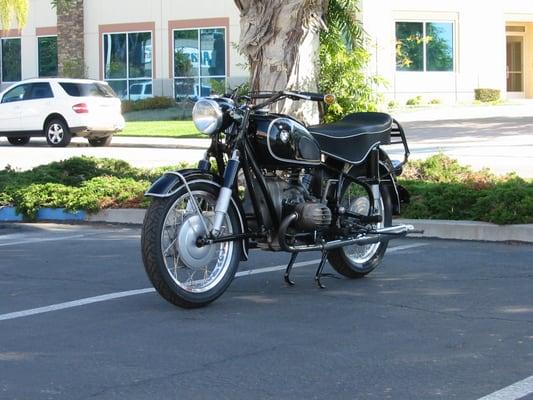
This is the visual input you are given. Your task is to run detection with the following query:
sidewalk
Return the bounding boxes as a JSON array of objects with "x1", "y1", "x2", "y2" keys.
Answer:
[{"x1": 390, "y1": 100, "x2": 533, "y2": 122}]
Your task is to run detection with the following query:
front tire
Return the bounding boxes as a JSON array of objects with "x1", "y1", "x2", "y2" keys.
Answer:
[
  {"x1": 45, "y1": 118, "x2": 71, "y2": 147},
  {"x1": 141, "y1": 181, "x2": 242, "y2": 308},
  {"x1": 328, "y1": 182, "x2": 393, "y2": 279},
  {"x1": 7, "y1": 136, "x2": 30, "y2": 146}
]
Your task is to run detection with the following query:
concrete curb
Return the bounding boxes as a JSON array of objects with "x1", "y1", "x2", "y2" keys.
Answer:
[
  {"x1": 1, "y1": 207, "x2": 531, "y2": 243},
  {"x1": 396, "y1": 219, "x2": 533, "y2": 243}
]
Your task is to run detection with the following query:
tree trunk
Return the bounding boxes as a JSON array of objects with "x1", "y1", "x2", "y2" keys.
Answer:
[
  {"x1": 57, "y1": 0, "x2": 85, "y2": 78},
  {"x1": 234, "y1": 0, "x2": 328, "y2": 124}
]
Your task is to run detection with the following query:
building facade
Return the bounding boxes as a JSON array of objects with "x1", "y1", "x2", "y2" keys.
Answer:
[
  {"x1": 363, "y1": 0, "x2": 533, "y2": 102},
  {"x1": 1, "y1": 0, "x2": 533, "y2": 103}
]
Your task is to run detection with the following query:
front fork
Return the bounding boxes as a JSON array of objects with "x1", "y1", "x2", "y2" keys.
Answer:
[
  {"x1": 368, "y1": 148, "x2": 382, "y2": 214},
  {"x1": 211, "y1": 150, "x2": 240, "y2": 237}
]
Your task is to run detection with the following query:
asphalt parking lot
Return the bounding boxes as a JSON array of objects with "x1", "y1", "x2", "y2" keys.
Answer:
[{"x1": 0, "y1": 223, "x2": 532, "y2": 400}]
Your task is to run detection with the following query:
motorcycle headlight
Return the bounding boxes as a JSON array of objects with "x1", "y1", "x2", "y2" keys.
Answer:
[{"x1": 192, "y1": 99, "x2": 223, "y2": 135}]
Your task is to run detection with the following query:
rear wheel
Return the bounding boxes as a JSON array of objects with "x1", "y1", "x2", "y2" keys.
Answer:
[
  {"x1": 45, "y1": 118, "x2": 71, "y2": 147},
  {"x1": 7, "y1": 136, "x2": 30, "y2": 146},
  {"x1": 328, "y1": 181, "x2": 392, "y2": 278},
  {"x1": 141, "y1": 181, "x2": 242, "y2": 308},
  {"x1": 88, "y1": 136, "x2": 113, "y2": 147}
]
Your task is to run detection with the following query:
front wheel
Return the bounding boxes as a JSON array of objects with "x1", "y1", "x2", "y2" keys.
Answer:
[
  {"x1": 328, "y1": 181, "x2": 392, "y2": 278},
  {"x1": 141, "y1": 181, "x2": 242, "y2": 308}
]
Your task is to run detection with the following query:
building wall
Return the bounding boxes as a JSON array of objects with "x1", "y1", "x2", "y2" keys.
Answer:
[
  {"x1": 1, "y1": 0, "x2": 247, "y2": 95},
  {"x1": 3, "y1": 0, "x2": 533, "y2": 102},
  {"x1": 362, "y1": 0, "x2": 533, "y2": 102}
]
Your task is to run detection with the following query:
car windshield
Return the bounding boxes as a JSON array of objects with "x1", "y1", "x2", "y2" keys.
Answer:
[{"x1": 59, "y1": 82, "x2": 117, "y2": 98}]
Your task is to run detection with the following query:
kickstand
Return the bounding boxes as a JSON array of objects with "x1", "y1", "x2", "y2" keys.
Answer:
[
  {"x1": 284, "y1": 252, "x2": 299, "y2": 286},
  {"x1": 315, "y1": 250, "x2": 330, "y2": 289}
]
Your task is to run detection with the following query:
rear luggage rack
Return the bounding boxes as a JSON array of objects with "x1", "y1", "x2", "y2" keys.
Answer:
[{"x1": 390, "y1": 119, "x2": 410, "y2": 172}]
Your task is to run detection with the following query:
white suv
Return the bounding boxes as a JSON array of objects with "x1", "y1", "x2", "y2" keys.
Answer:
[{"x1": 0, "y1": 78, "x2": 125, "y2": 147}]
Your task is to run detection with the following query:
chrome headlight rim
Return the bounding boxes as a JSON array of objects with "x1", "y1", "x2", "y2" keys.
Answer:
[{"x1": 192, "y1": 98, "x2": 223, "y2": 136}]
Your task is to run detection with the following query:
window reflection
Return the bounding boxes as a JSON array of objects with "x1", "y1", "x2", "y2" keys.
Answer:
[{"x1": 174, "y1": 27, "x2": 226, "y2": 100}]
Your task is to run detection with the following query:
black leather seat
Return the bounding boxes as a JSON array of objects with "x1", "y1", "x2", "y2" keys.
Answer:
[{"x1": 309, "y1": 112, "x2": 392, "y2": 164}]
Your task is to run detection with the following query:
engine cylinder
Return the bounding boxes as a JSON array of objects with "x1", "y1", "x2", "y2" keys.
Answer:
[{"x1": 294, "y1": 202, "x2": 332, "y2": 231}]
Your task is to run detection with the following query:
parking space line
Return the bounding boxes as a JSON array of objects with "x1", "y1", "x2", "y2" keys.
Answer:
[
  {"x1": 477, "y1": 375, "x2": 533, "y2": 400},
  {"x1": 0, "y1": 243, "x2": 427, "y2": 322},
  {"x1": 0, "y1": 234, "x2": 88, "y2": 247}
]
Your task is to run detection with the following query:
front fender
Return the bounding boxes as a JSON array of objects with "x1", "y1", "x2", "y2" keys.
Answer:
[
  {"x1": 145, "y1": 169, "x2": 220, "y2": 198},
  {"x1": 145, "y1": 169, "x2": 249, "y2": 260}
]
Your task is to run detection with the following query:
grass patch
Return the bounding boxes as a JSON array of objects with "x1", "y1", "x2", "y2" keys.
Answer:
[{"x1": 117, "y1": 121, "x2": 202, "y2": 139}]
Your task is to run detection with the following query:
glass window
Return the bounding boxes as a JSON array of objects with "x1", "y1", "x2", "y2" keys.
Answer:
[
  {"x1": 38, "y1": 36, "x2": 58, "y2": 77},
  {"x1": 396, "y1": 22, "x2": 423, "y2": 71},
  {"x1": 1, "y1": 38, "x2": 22, "y2": 82},
  {"x1": 426, "y1": 23, "x2": 453, "y2": 71},
  {"x1": 59, "y1": 82, "x2": 117, "y2": 98},
  {"x1": 1, "y1": 84, "x2": 30, "y2": 103},
  {"x1": 103, "y1": 31, "x2": 152, "y2": 99},
  {"x1": 174, "y1": 27, "x2": 226, "y2": 100},
  {"x1": 29, "y1": 83, "x2": 54, "y2": 99},
  {"x1": 396, "y1": 21, "x2": 454, "y2": 72}
]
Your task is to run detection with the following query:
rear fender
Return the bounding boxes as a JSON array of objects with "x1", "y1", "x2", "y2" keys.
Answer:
[
  {"x1": 145, "y1": 169, "x2": 249, "y2": 260},
  {"x1": 345, "y1": 150, "x2": 406, "y2": 215}
]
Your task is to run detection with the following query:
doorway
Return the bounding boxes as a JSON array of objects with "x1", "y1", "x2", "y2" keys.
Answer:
[{"x1": 506, "y1": 35, "x2": 524, "y2": 97}]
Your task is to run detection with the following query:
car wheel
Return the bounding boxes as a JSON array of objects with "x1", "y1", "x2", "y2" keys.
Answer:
[
  {"x1": 7, "y1": 136, "x2": 30, "y2": 146},
  {"x1": 88, "y1": 136, "x2": 113, "y2": 147},
  {"x1": 45, "y1": 119, "x2": 71, "y2": 147}
]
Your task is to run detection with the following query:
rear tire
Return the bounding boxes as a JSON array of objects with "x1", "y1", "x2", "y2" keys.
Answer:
[
  {"x1": 88, "y1": 136, "x2": 113, "y2": 147},
  {"x1": 7, "y1": 136, "x2": 30, "y2": 146},
  {"x1": 45, "y1": 118, "x2": 71, "y2": 147},
  {"x1": 141, "y1": 181, "x2": 242, "y2": 308},
  {"x1": 328, "y1": 183, "x2": 393, "y2": 278}
]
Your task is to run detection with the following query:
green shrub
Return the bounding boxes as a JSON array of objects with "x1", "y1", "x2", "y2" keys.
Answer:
[
  {"x1": 388, "y1": 100, "x2": 399, "y2": 109},
  {"x1": 13, "y1": 177, "x2": 150, "y2": 220},
  {"x1": 319, "y1": 1, "x2": 383, "y2": 123},
  {"x1": 429, "y1": 98, "x2": 441, "y2": 105},
  {"x1": 122, "y1": 97, "x2": 176, "y2": 113},
  {"x1": 400, "y1": 178, "x2": 533, "y2": 225},
  {"x1": 406, "y1": 96, "x2": 423, "y2": 106},
  {"x1": 474, "y1": 88, "x2": 500, "y2": 103},
  {"x1": 399, "y1": 154, "x2": 533, "y2": 224}
]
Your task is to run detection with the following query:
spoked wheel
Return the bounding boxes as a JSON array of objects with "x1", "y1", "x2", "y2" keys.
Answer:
[
  {"x1": 141, "y1": 181, "x2": 242, "y2": 308},
  {"x1": 328, "y1": 181, "x2": 392, "y2": 278}
]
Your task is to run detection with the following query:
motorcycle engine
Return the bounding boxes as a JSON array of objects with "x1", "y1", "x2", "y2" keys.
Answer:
[{"x1": 243, "y1": 172, "x2": 332, "y2": 232}]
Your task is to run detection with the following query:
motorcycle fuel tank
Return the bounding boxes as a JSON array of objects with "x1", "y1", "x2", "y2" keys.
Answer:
[{"x1": 251, "y1": 115, "x2": 321, "y2": 168}]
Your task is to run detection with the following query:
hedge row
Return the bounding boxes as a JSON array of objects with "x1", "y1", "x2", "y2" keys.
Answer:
[
  {"x1": 1, "y1": 155, "x2": 531, "y2": 224},
  {"x1": 0, "y1": 157, "x2": 187, "y2": 220}
]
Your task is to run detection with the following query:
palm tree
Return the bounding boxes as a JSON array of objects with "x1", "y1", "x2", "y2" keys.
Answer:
[
  {"x1": 0, "y1": 0, "x2": 28, "y2": 31},
  {"x1": 234, "y1": 0, "x2": 363, "y2": 124}
]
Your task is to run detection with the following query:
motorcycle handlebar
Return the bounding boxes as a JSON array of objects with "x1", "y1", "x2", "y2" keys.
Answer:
[{"x1": 249, "y1": 91, "x2": 330, "y2": 102}]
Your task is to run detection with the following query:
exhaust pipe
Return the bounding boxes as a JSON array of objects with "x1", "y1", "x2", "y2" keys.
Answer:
[{"x1": 278, "y1": 213, "x2": 421, "y2": 253}]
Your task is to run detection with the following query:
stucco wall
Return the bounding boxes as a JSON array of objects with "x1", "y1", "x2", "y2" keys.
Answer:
[{"x1": 362, "y1": 0, "x2": 533, "y2": 102}]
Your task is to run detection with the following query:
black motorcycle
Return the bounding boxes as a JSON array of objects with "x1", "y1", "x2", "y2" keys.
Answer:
[{"x1": 141, "y1": 91, "x2": 418, "y2": 308}]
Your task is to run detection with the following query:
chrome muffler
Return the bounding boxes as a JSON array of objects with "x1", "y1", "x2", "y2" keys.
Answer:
[{"x1": 278, "y1": 213, "x2": 421, "y2": 253}]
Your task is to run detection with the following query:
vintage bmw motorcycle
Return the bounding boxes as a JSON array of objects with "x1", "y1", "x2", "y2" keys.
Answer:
[{"x1": 141, "y1": 90, "x2": 418, "y2": 308}]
